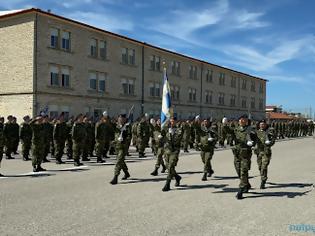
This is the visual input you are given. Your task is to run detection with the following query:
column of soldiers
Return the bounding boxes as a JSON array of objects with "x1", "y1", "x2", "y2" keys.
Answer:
[{"x1": 0, "y1": 112, "x2": 314, "y2": 199}]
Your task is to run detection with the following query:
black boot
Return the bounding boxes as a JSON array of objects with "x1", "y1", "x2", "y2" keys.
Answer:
[
  {"x1": 0, "y1": 173, "x2": 3, "y2": 177},
  {"x1": 110, "y1": 175, "x2": 118, "y2": 185},
  {"x1": 32, "y1": 165, "x2": 37, "y2": 172},
  {"x1": 96, "y1": 158, "x2": 105, "y2": 163},
  {"x1": 42, "y1": 158, "x2": 50, "y2": 163},
  {"x1": 161, "y1": 164, "x2": 166, "y2": 173},
  {"x1": 260, "y1": 180, "x2": 266, "y2": 189},
  {"x1": 36, "y1": 166, "x2": 46, "y2": 172},
  {"x1": 56, "y1": 159, "x2": 65, "y2": 164},
  {"x1": 82, "y1": 157, "x2": 91, "y2": 161},
  {"x1": 150, "y1": 168, "x2": 159, "y2": 176},
  {"x1": 23, "y1": 156, "x2": 30, "y2": 161},
  {"x1": 6, "y1": 155, "x2": 14, "y2": 160},
  {"x1": 236, "y1": 188, "x2": 244, "y2": 200},
  {"x1": 74, "y1": 161, "x2": 83, "y2": 166},
  {"x1": 175, "y1": 174, "x2": 182, "y2": 187},
  {"x1": 122, "y1": 171, "x2": 130, "y2": 180},
  {"x1": 202, "y1": 173, "x2": 207, "y2": 181},
  {"x1": 208, "y1": 169, "x2": 214, "y2": 177},
  {"x1": 162, "y1": 179, "x2": 171, "y2": 192}
]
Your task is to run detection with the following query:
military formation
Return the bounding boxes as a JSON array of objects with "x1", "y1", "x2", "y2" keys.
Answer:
[{"x1": 0, "y1": 112, "x2": 314, "y2": 200}]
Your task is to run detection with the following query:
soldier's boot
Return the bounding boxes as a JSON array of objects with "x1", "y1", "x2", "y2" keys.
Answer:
[
  {"x1": 74, "y1": 160, "x2": 83, "y2": 166},
  {"x1": 236, "y1": 188, "x2": 244, "y2": 200},
  {"x1": 96, "y1": 158, "x2": 105, "y2": 163},
  {"x1": 23, "y1": 155, "x2": 31, "y2": 161},
  {"x1": 110, "y1": 175, "x2": 118, "y2": 185},
  {"x1": 161, "y1": 164, "x2": 166, "y2": 173},
  {"x1": 6, "y1": 155, "x2": 14, "y2": 160},
  {"x1": 36, "y1": 165, "x2": 46, "y2": 172},
  {"x1": 202, "y1": 173, "x2": 207, "y2": 181},
  {"x1": 139, "y1": 152, "x2": 145, "y2": 158},
  {"x1": 150, "y1": 167, "x2": 159, "y2": 176},
  {"x1": 208, "y1": 169, "x2": 214, "y2": 177},
  {"x1": 162, "y1": 179, "x2": 171, "y2": 192},
  {"x1": 42, "y1": 158, "x2": 50, "y2": 163},
  {"x1": 82, "y1": 157, "x2": 91, "y2": 161},
  {"x1": 184, "y1": 149, "x2": 189, "y2": 153},
  {"x1": 32, "y1": 165, "x2": 37, "y2": 172},
  {"x1": 56, "y1": 158, "x2": 65, "y2": 164},
  {"x1": 174, "y1": 174, "x2": 182, "y2": 187},
  {"x1": 122, "y1": 171, "x2": 130, "y2": 180},
  {"x1": 243, "y1": 183, "x2": 251, "y2": 193},
  {"x1": 0, "y1": 173, "x2": 3, "y2": 177},
  {"x1": 260, "y1": 180, "x2": 266, "y2": 189}
]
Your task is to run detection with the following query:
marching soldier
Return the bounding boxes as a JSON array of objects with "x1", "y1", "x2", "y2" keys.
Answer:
[
  {"x1": 0, "y1": 117, "x2": 5, "y2": 176},
  {"x1": 219, "y1": 117, "x2": 229, "y2": 147},
  {"x1": 53, "y1": 113, "x2": 68, "y2": 164},
  {"x1": 231, "y1": 115, "x2": 257, "y2": 200},
  {"x1": 30, "y1": 116, "x2": 46, "y2": 172},
  {"x1": 42, "y1": 115, "x2": 52, "y2": 162},
  {"x1": 181, "y1": 120, "x2": 191, "y2": 153},
  {"x1": 136, "y1": 114, "x2": 150, "y2": 158},
  {"x1": 149, "y1": 118, "x2": 157, "y2": 155},
  {"x1": 195, "y1": 118, "x2": 218, "y2": 181},
  {"x1": 19, "y1": 115, "x2": 32, "y2": 161},
  {"x1": 71, "y1": 114, "x2": 87, "y2": 166},
  {"x1": 161, "y1": 117, "x2": 183, "y2": 192},
  {"x1": 110, "y1": 114, "x2": 131, "y2": 185},
  {"x1": 255, "y1": 119, "x2": 276, "y2": 189},
  {"x1": 150, "y1": 119, "x2": 166, "y2": 176}
]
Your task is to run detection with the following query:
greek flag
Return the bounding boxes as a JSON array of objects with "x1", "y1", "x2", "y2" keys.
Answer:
[{"x1": 161, "y1": 68, "x2": 172, "y2": 129}]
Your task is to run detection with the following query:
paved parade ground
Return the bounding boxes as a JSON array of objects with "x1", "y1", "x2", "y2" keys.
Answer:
[{"x1": 0, "y1": 137, "x2": 314, "y2": 236}]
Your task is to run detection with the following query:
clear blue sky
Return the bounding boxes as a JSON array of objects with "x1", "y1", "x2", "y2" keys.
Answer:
[{"x1": 1, "y1": 0, "x2": 315, "y2": 116}]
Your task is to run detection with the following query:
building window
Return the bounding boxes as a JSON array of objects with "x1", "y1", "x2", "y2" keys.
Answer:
[
  {"x1": 170, "y1": 85, "x2": 180, "y2": 101},
  {"x1": 242, "y1": 79, "x2": 247, "y2": 90},
  {"x1": 251, "y1": 97, "x2": 255, "y2": 109},
  {"x1": 230, "y1": 94, "x2": 236, "y2": 107},
  {"x1": 50, "y1": 65, "x2": 59, "y2": 86},
  {"x1": 149, "y1": 82, "x2": 160, "y2": 97},
  {"x1": 259, "y1": 98, "x2": 264, "y2": 110},
  {"x1": 206, "y1": 69, "x2": 213, "y2": 83},
  {"x1": 61, "y1": 67, "x2": 70, "y2": 88},
  {"x1": 48, "y1": 105, "x2": 59, "y2": 119},
  {"x1": 205, "y1": 91, "x2": 213, "y2": 104},
  {"x1": 219, "y1": 73, "x2": 225, "y2": 86},
  {"x1": 129, "y1": 49, "x2": 135, "y2": 65},
  {"x1": 99, "y1": 40, "x2": 107, "y2": 60},
  {"x1": 189, "y1": 65, "x2": 197, "y2": 80},
  {"x1": 121, "y1": 78, "x2": 135, "y2": 95},
  {"x1": 171, "y1": 61, "x2": 180, "y2": 76},
  {"x1": 259, "y1": 82, "x2": 264, "y2": 94},
  {"x1": 61, "y1": 31, "x2": 70, "y2": 51},
  {"x1": 241, "y1": 97, "x2": 247, "y2": 108},
  {"x1": 251, "y1": 81, "x2": 256, "y2": 92},
  {"x1": 89, "y1": 72, "x2": 97, "y2": 90},
  {"x1": 98, "y1": 73, "x2": 106, "y2": 92},
  {"x1": 231, "y1": 76, "x2": 237, "y2": 88},
  {"x1": 218, "y1": 92, "x2": 225, "y2": 105},
  {"x1": 150, "y1": 55, "x2": 161, "y2": 71},
  {"x1": 122, "y1": 48, "x2": 128, "y2": 64},
  {"x1": 90, "y1": 38, "x2": 97, "y2": 57},
  {"x1": 50, "y1": 28, "x2": 59, "y2": 48},
  {"x1": 122, "y1": 48, "x2": 135, "y2": 65},
  {"x1": 189, "y1": 88, "x2": 197, "y2": 102}
]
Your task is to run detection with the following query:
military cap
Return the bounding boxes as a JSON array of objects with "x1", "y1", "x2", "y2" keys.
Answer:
[
  {"x1": 239, "y1": 114, "x2": 248, "y2": 120},
  {"x1": 23, "y1": 115, "x2": 30, "y2": 121}
]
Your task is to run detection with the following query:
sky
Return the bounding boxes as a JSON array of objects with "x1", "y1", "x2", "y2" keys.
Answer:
[{"x1": 1, "y1": 0, "x2": 315, "y2": 116}]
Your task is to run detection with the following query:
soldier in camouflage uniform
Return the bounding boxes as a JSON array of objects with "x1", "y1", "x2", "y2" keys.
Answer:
[
  {"x1": 53, "y1": 113, "x2": 68, "y2": 164},
  {"x1": 136, "y1": 115, "x2": 150, "y2": 158},
  {"x1": 72, "y1": 114, "x2": 87, "y2": 166},
  {"x1": 42, "y1": 115, "x2": 52, "y2": 162},
  {"x1": 30, "y1": 116, "x2": 46, "y2": 172},
  {"x1": 162, "y1": 117, "x2": 183, "y2": 192},
  {"x1": 181, "y1": 120, "x2": 191, "y2": 153},
  {"x1": 150, "y1": 119, "x2": 166, "y2": 176},
  {"x1": 255, "y1": 120, "x2": 276, "y2": 189},
  {"x1": 231, "y1": 115, "x2": 257, "y2": 199},
  {"x1": 12, "y1": 117, "x2": 20, "y2": 155},
  {"x1": 131, "y1": 119, "x2": 139, "y2": 151},
  {"x1": 19, "y1": 115, "x2": 32, "y2": 161},
  {"x1": 219, "y1": 117, "x2": 229, "y2": 147},
  {"x1": 95, "y1": 112, "x2": 113, "y2": 163},
  {"x1": 0, "y1": 117, "x2": 5, "y2": 176},
  {"x1": 82, "y1": 117, "x2": 93, "y2": 161},
  {"x1": 110, "y1": 114, "x2": 131, "y2": 185},
  {"x1": 3, "y1": 116, "x2": 16, "y2": 159},
  {"x1": 195, "y1": 118, "x2": 218, "y2": 181},
  {"x1": 65, "y1": 117, "x2": 74, "y2": 160},
  {"x1": 149, "y1": 118, "x2": 157, "y2": 155}
]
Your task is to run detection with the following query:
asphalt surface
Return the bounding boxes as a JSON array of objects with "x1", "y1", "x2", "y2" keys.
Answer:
[{"x1": 0, "y1": 137, "x2": 314, "y2": 236}]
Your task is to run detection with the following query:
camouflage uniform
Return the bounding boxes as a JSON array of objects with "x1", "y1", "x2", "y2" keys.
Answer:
[
  {"x1": 20, "y1": 122, "x2": 32, "y2": 161},
  {"x1": 136, "y1": 119, "x2": 150, "y2": 158},
  {"x1": 12, "y1": 121, "x2": 20, "y2": 154},
  {"x1": 256, "y1": 127, "x2": 275, "y2": 188},
  {"x1": 150, "y1": 124, "x2": 166, "y2": 176},
  {"x1": 43, "y1": 120, "x2": 53, "y2": 161},
  {"x1": 30, "y1": 119, "x2": 46, "y2": 171},
  {"x1": 72, "y1": 121, "x2": 87, "y2": 166},
  {"x1": 0, "y1": 121, "x2": 5, "y2": 169},
  {"x1": 195, "y1": 123, "x2": 218, "y2": 181},
  {"x1": 95, "y1": 119, "x2": 113, "y2": 162},
  {"x1": 181, "y1": 121, "x2": 191, "y2": 152},
  {"x1": 53, "y1": 121, "x2": 68, "y2": 163},
  {"x1": 65, "y1": 119, "x2": 74, "y2": 159},
  {"x1": 82, "y1": 121, "x2": 94, "y2": 161}
]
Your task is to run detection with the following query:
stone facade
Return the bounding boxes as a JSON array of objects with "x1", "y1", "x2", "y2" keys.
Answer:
[{"x1": 0, "y1": 9, "x2": 266, "y2": 122}]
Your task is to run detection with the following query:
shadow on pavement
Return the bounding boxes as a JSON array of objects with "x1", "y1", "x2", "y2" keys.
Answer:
[
  {"x1": 119, "y1": 177, "x2": 166, "y2": 184},
  {"x1": 213, "y1": 175, "x2": 257, "y2": 180},
  {"x1": 212, "y1": 187, "x2": 241, "y2": 193},
  {"x1": 49, "y1": 168, "x2": 89, "y2": 172},
  {"x1": 266, "y1": 182, "x2": 314, "y2": 189},
  {"x1": 244, "y1": 189, "x2": 313, "y2": 199},
  {"x1": 177, "y1": 183, "x2": 228, "y2": 191},
  {"x1": 1, "y1": 172, "x2": 56, "y2": 178},
  {"x1": 177, "y1": 171, "x2": 203, "y2": 175}
]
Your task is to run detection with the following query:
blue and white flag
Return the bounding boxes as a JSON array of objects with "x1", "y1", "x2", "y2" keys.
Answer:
[{"x1": 161, "y1": 68, "x2": 172, "y2": 129}]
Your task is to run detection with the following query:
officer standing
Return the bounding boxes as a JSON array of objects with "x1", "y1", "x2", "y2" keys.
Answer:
[
  {"x1": 162, "y1": 117, "x2": 183, "y2": 192},
  {"x1": 150, "y1": 119, "x2": 166, "y2": 176},
  {"x1": 255, "y1": 119, "x2": 275, "y2": 189},
  {"x1": 231, "y1": 115, "x2": 257, "y2": 199},
  {"x1": 19, "y1": 115, "x2": 32, "y2": 161},
  {"x1": 71, "y1": 114, "x2": 87, "y2": 166},
  {"x1": 195, "y1": 118, "x2": 218, "y2": 181},
  {"x1": 110, "y1": 114, "x2": 131, "y2": 185},
  {"x1": 30, "y1": 116, "x2": 46, "y2": 172}
]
